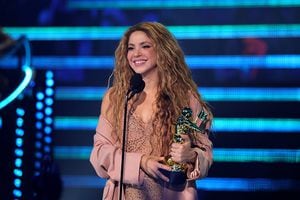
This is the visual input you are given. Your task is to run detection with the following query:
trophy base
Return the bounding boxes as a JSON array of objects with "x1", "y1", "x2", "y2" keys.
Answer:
[{"x1": 159, "y1": 168, "x2": 186, "y2": 190}]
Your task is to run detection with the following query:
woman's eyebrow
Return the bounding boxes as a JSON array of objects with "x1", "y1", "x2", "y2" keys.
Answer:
[{"x1": 128, "y1": 41, "x2": 152, "y2": 46}]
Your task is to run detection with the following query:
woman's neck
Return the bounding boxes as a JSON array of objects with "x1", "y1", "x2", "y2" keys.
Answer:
[{"x1": 141, "y1": 69, "x2": 159, "y2": 96}]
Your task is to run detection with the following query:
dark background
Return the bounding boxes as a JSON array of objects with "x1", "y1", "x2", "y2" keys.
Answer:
[{"x1": 1, "y1": 0, "x2": 300, "y2": 199}]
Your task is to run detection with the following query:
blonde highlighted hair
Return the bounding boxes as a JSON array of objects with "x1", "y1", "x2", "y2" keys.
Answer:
[{"x1": 107, "y1": 22, "x2": 211, "y2": 155}]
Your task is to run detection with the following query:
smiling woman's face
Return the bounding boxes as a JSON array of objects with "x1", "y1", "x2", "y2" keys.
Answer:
[{"x1": 127, "y1": 31, "x2": 158, "y2": 77}]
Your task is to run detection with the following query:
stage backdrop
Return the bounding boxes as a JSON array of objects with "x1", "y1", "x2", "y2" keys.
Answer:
[{"x1": 1, "y1": 0, "x2": 300, "y2": 199}]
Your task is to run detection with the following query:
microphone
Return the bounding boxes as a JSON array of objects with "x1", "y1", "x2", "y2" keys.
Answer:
[
  {"x1": 119, "y1": 73, "x2": 144, "y2": 200},
  {"x1": 127, "y1": 73, "x2": 145, "y2": 100}
]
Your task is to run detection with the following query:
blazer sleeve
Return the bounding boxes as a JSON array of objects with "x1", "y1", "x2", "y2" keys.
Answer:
[
  {"x1": 89, "y1": 115, "x2": 145, "y2": 186},
  {"x1": 186, "y1": 94, "x2": 213, "y2": 180}
]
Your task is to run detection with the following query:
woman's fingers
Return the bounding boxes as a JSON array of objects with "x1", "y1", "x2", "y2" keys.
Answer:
[
  {"x1": 157, "y1": 163, "x2": 170, "y2": 182},
  {"x1": 170, "y1": 135, "x2": 195, "y2": 163},
  {"x1": 144, "y1": 156, "x2": 171, "y2": 182},
  {"x1": 157, "y1": 169, "x2": 169, "y2": 182},
  {"x1": 158, "y1": 161, "x2": 171, "y2": 171}
]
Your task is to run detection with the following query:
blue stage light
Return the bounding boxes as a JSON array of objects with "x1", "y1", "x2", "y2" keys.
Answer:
[
  {"x1": 34, "y1": 161, "x2": 41, "y2": 169},
  {"x1": 44, "y1": 146, "x2": 51, "y2": 153},
  {"x1": 30, "y1": 70, "x2": 56, "y2": 178},
  {"x1": 54, "y1": 116, "x2": 300, "y2": 132},
  {"x1": 15, "y1": 158, "x2": 22, "y2": 168},
  {"x1": 0, "y1": 66, "x2": 33, "y2": 109},
  {"x1": 45, "y1": 71, "x2": 54, "y2": 79},
  {"x1": 35, "y1": 121, "x2": 43, "y2": 129},
  {"x1": 36, "y1": 102, "x2": 44, "y2": 110},
  {"x1": 35, "y1": 112, "x2": 44, "y2": 120},
  {"x1": 45, "y1": 88, "x2": 54, "y2": 96},
  {"x1": 214, "y1": 118, "x2": 300, "y2": 132},
  {"x1": 36, "y1": 132, "x2": 43, "y2": 139},
  {"x1": 16, "y1": 118, "x2": 24, "y2": 127},
  {"x1": 45, "y1": 107, "x2": 53, "y2": 115},
  {"x1": 15, "y1": 138, "x2": 23, "y2": 147},
  {"x1": 45, "y1": 98, "x2": 54, "y2": 106},
  {"x1": 34, "y1": 172, "x2": 40, "y2": 176},
  {"x1": 4, "y1": 24, "x2": 300, "y2": 40},
  {"x1": 16, "y1": 108, "x2": 25, "y2": 116},
  {"x1": 44, "y1": 126, "x2": 52, "y2": 134},
  {"x1": 45, "y1": 117, "x2": 53, "y2": 125},
  {"x1": 46, "y1": 79, "x2": 54, "y2": 87},
  {"x1": 196, "y1": 177, "x2": 300, "y2": 191},
  {"x1": 15, "y1": 128, "x2": 24, "y2": 136},
  {"x1": 67, "y1": 0, "x2": 300, "y2": 9},
  {"x1": 2, "y1": 55, "x2": 300, "y2": 69},
  {"x1": 14, "y1": 179, "x2": 22, "y2": 188},
  {"x1": 36, "y1": 92, "x2": 44, "y2": 100},
  {"x1": 35, "y1": 152, "x2": 43, "y2": 159},
  {"x1": 13, "y1": 169, "x2": 23, "y2": 177},
  {"x1": 13, "y1": 189, "x2": 22, "y2": 197},
  {"x1": 15, "y1": 149, "x2": 24, "y2": 157},
  {"x1": 55, "y1": 86, "x2": 300, "y2": 101},
  {"x1": 60, "y1": 175, "x2": 300, "y2": 191},
  {"x1": 44, "y1": 136, "x2": 52, "y2": 144},
  {"x1": 35, "y1": 141, "x2": 42, "y2": 149},
  {"x1": 54, "y1": 146, "x2": 300, "y2": 163}
]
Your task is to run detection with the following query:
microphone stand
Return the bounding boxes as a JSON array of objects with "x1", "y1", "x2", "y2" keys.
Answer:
[
  {"x1": 118, "y1": 73, "x2": 144, "y2": 200},
  {"x1": 119, "y1": 91, "x2": 134, "y2": 200}
]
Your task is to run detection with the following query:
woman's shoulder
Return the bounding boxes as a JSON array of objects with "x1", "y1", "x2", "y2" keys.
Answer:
[
  {"x1": 100, "y1": 87, "x2": 115, "y2": 117},
  {"x1": 102, "y1": 87, "x2": 113, "y2": 101}
]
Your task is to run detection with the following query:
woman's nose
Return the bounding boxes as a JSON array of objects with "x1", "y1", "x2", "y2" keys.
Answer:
[{"x1": 133, "y1": 48, "x2": 141, "y2": 56}]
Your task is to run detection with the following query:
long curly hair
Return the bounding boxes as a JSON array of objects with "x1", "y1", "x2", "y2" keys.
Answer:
[{"x1": 107, "y1": 22, "x2": 211, "y2": 155}]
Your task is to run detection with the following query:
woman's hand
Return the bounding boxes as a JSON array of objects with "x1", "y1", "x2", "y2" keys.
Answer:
[
  {"x1": 140, "y1": 156, "x2": 171, "y2": 182},
  {"x1": 170, "y1": 134, "x2": 197, "y2": 163}
]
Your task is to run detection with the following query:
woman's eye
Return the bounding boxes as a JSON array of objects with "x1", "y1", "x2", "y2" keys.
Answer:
[
  {"x1": 143, "y1": 45, "x2": 151, "y2": 49},
  {"x1": 127, "y1": 47, "x2": 134, "y2": 51}
]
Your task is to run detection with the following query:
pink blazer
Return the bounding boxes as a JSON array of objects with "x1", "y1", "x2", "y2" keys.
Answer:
[{"x1": 90, "y1": 94, "x2": 213, "y2": 200}]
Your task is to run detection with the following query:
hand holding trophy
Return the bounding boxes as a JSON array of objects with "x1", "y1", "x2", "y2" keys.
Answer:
[{"x1": 161, "y1": 107, "x2": 209, "y2": 188}]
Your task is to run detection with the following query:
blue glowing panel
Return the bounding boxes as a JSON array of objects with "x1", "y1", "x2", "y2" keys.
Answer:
[
  {"x1": 54, "y1": 86, "x2": 300, "y2": 101},
  {"x1": 67, "y1": 0, "x2": 300, "y2": 9},
  {"x1": 4, "y1": 24, "x2": 300, "y2": 40},
  {"x1": 53, "y1": 116, "x2": 300, "y2": 132},
  {"x1": 1, "y1": 55, "x2": 300, "y2": 69},
  {"x1": 54, "y1": 146, "x2": 300, "y2": 163},
  {"x1": 60, "y1": 175, "x2": 300, "y2": 191}
]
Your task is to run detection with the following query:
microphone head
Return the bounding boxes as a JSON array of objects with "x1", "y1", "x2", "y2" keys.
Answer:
[{"x1": 129, "y1": 73, "x2": 145, "y2": 94}]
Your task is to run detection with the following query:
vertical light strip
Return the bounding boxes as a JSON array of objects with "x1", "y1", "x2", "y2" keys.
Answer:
[
  {"x1": 13, "y1": 108, "x2": 25, "y2": 199},
  {"x1": 43, "y1": 71, "x2": 54, "y2": 156},
  {"x1": 34, "y1": 91, "x2": 45, "y2": 176},
  {"x1": 33, "y1": 70, "x2": 55, "y2": 176}
]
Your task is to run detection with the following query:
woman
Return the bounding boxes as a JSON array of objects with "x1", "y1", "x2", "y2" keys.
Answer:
[{"x1": 90, "y1": 22, "x2": 213, "y2": 200}]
